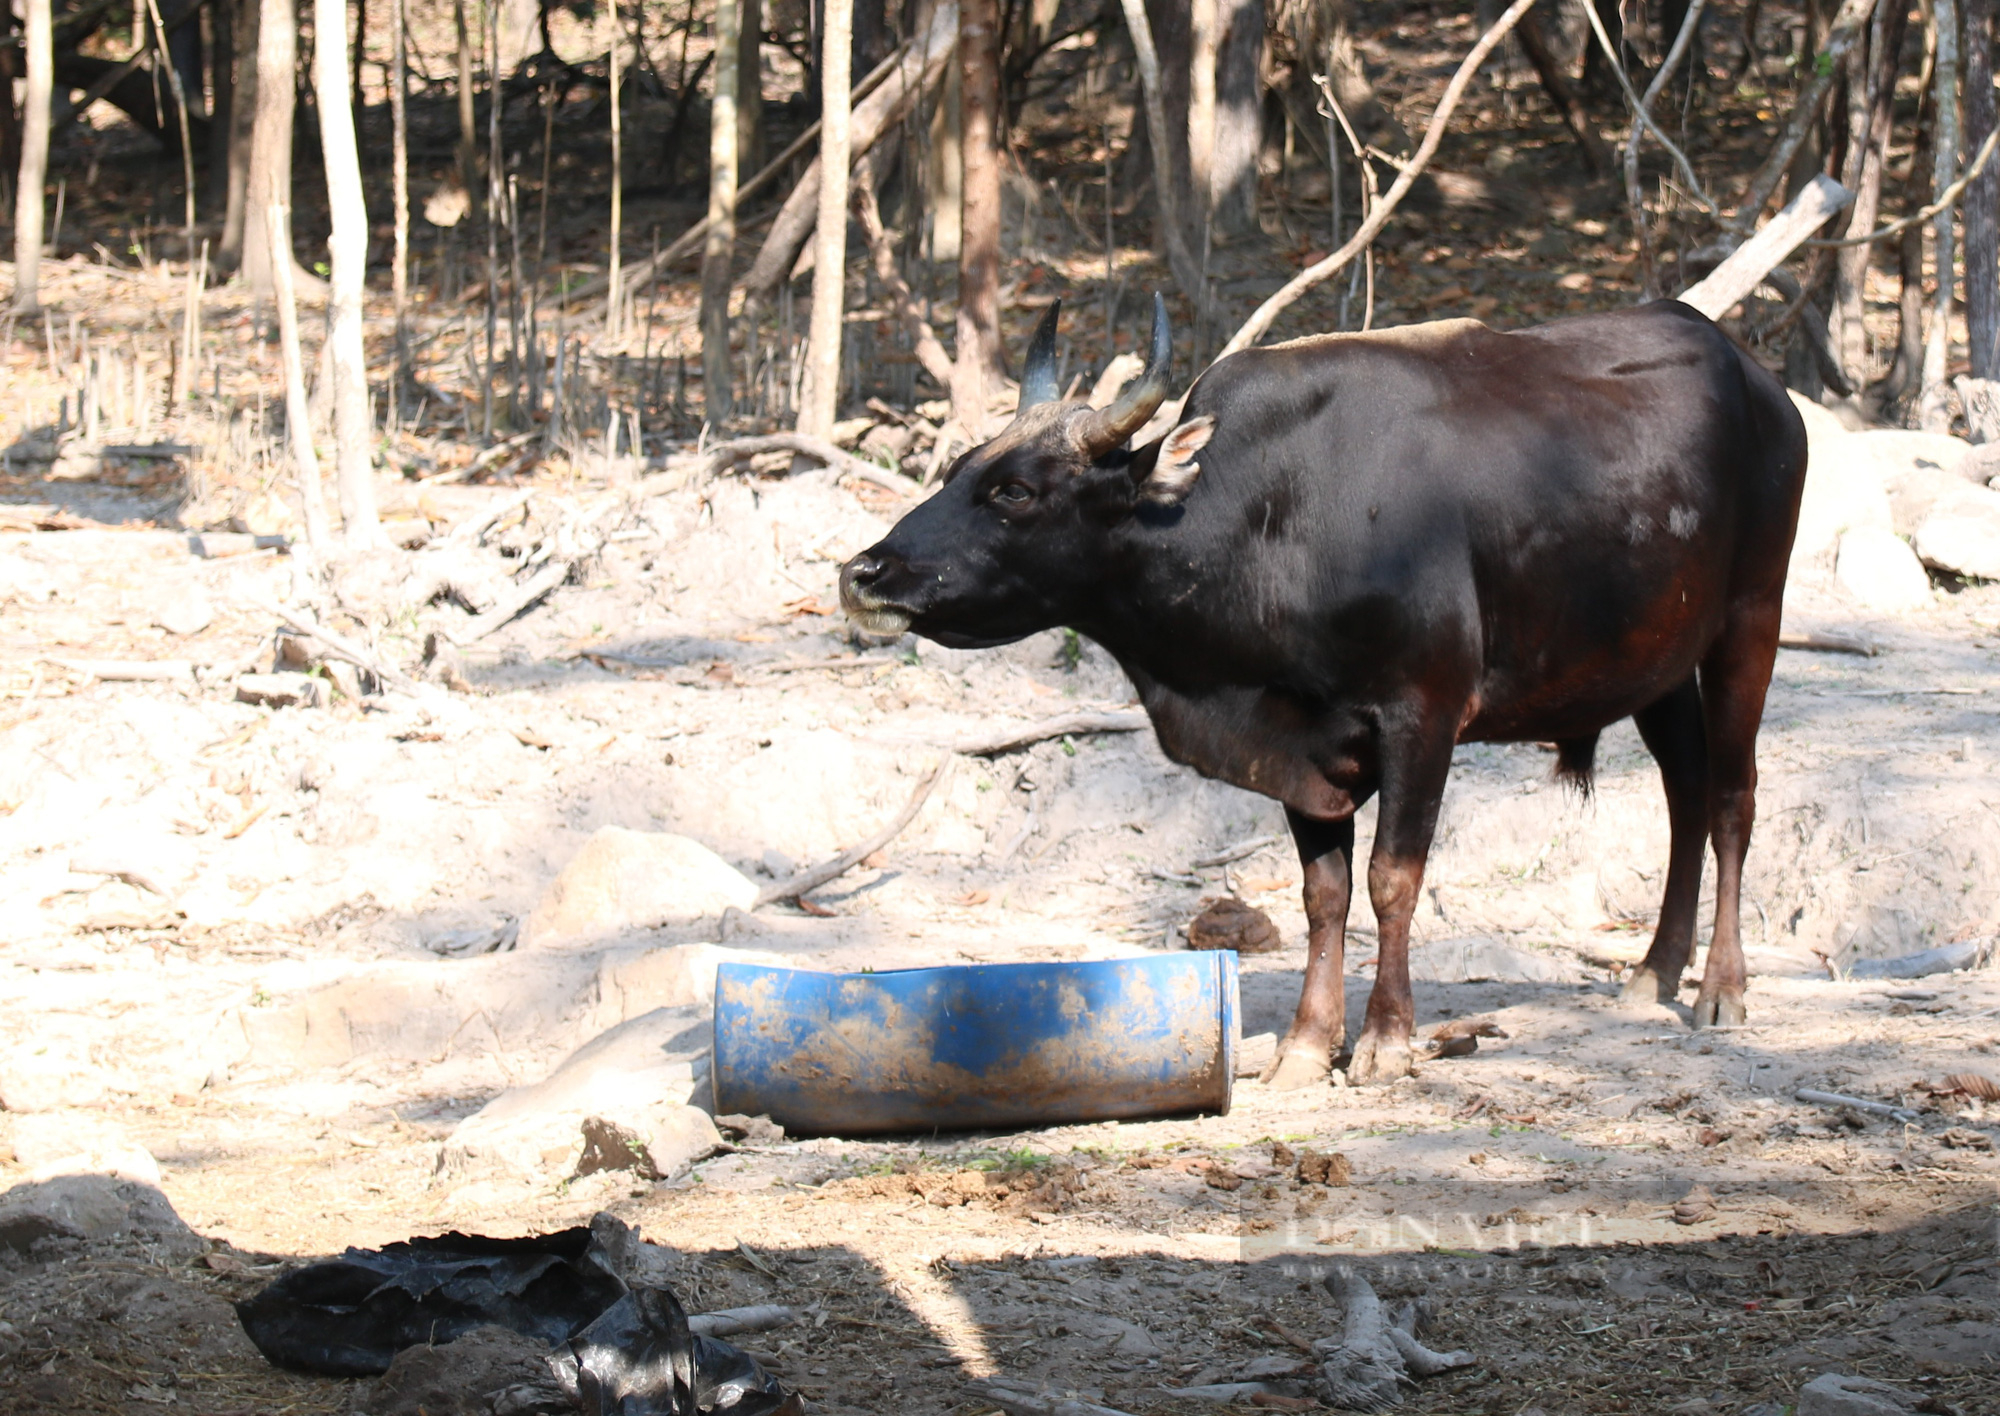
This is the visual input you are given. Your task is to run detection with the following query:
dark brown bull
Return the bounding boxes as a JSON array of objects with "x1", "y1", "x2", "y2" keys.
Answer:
[{"x1": 841, "y1": 296, "x2": 1808, "y2": 1084}]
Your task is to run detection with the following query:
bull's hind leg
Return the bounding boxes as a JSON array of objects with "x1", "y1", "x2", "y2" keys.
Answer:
[
  {"x1": 1265, "y1": 810, "x2": 1358, "y2": 1090},
  {"x1": 1620, "y1": 677, "x2": 1710, "y2": 1008},
  {"x1": 1690, "y1": 611, "x2": 1783, "y2": 1028}
]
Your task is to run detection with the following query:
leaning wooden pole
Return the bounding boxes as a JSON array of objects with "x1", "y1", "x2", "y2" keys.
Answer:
[
  {"x1": 315, "y1": 0, "x2": 385, "y2": 546},
  {"x1": 11, "y1": 0, "x2": 51, "y2": 313},
  {"x1": 700, "y1": 0, "x2": 741, "y2": 426},
  {"x1": 799, "y1": 0, "x2": 853, "y2": 439}
]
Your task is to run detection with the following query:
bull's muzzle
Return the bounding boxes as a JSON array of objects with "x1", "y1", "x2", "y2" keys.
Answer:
[{"x1": 838, "y1": 551, "x2": 915, "y2": 636}]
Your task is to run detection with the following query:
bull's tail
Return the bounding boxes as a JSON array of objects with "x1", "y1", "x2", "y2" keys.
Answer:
[{"x1": 1554, "y1": 733, "x2": 1599, "y2": 797}]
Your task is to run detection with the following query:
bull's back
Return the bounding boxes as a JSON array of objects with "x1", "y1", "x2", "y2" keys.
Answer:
[{"x1": 1190, "y1": 304, "x2": 1805, "y2": 737}]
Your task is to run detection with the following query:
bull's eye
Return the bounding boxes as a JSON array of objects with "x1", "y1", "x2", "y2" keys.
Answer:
[{"x1": 991, "y1": 482, "x2": 1035, "y2": 510}]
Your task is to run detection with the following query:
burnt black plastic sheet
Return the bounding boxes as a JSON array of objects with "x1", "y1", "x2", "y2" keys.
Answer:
[
  {"x1": 235, "y1": 1228, "x2": 624, "y2": 1377},
  {"x1": 234, "y1": 1228, "x2": 798, "y2": 1415}
]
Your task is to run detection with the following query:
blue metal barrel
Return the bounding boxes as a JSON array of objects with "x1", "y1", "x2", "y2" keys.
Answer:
[{"x1": 710, "y1": 952, "x2": 1239, "y2": 1136}]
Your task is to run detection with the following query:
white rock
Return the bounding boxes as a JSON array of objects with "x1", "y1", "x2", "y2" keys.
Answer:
[
  {"x1": 1835, "y1": 527, "x2": 1932, "y2": 612},
  {"x1": 520, "y1": 828, "x2": 757, "y2": 948},
  {"x1": 440, "y1": 1005, "x2": 719, "y2": 1179},
  {"x1": 1787, "y1": 389, "x2": 1853, "y2": 443},
  {"x1": 1792, "y1": 435, "x2": 1895, "y2": 567},
  {"x1": 153, "y1": 589, "x2": 214, "y2": 636},
  {"x1": 1795, "y1": 1372, "x2": 1920, "y2": 1416},
  {"x1": 1913, "y1": 484, "x2": 2000, "y2": 580},
  {"x1": 574, "y1": 1106, "x2": 724, "y2": 1181}
]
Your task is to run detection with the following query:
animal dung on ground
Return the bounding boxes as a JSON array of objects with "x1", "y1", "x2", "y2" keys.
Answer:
[
  {"x1": 1297, "y1": 1149, "x2": 1353, "y2": 1187},
  {"x1": 1188, "y1": 896, "x2": 1282, "y2": 954},
  {"x1": 1424, "y1": 1017, "x2": 1508, "y2": 1059},
  {"x1": 1672, "y1": 1184, "x2": 1718, "y2": 1226}
]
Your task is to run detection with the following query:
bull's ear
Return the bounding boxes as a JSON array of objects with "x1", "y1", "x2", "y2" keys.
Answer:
[{"x1": 1137, "y1": 417, "x2": 1216, "y2": 507}]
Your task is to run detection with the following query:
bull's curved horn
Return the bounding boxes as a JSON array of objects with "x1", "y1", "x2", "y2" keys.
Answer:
[
  {"x1": 1018, "y1": 299, "x2": 1063, "y2": 410},
  {"x1": 1077, "y1": 292, "x2": 1172, "y2": 458}
]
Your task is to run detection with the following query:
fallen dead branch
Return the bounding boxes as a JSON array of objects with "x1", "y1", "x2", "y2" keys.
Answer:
[
  {"x1": 68, "y1": 858, "x2": 175, "y2": 899},
  {"x1": 952, "y1": 710, "x2": 1150, "y2": 756},
  {"x1": 47, "y1": 658, "x2": 194, "y2": 681},
  {"x1": 449, "y1": 558, "x2": 574, "y2": 645},
  {"x1": 1779, "y1": 630, "x2": 1879, "y2": 656},
  {"x1": 702, "y1": 432, "x2": 919, "y2": 495},
  {"x1": 238, "y1": 595, "x2": 424, "y2": 694},
  {"x1": 1219, "y1": 0, "x2": 1538, "y2": 357},
  {"x1": 686, "y1": 1304, "x2": 798, "y2": 1338},
  {"x1": 420, "y1": 428, "x2": 537, "y2": 484},
  {"x1": 1191, "y1": 833, "x2": 1283, "y2": 869},
  {"x1": 1795, "y1": 1088, "x2": 1922, "y2": 1123},
  {"x1": 754, "y1": 757, "x2": 949, "y2": 909},
  {"x1": 1319, "y1": 1268, "x2": 1475, "y2": 1410}
]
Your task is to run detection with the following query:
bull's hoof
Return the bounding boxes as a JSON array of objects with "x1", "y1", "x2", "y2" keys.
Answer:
[
  {"x1": 1618, "y1": 967, "x2": 1679, "y2": 1008},
  {"x1": 1262, "y1": 1048, "x2": 1333, "y2": 1090},
  {"x1": 1344, "y1": 1031, "x2": 1413, "y2": 1085},
  {"x1": 1691, "y1": 990, "x2": 1746, "y2": 1029}
]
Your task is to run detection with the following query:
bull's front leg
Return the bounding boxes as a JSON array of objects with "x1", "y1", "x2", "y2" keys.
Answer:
[
  {"x1": 1264, "y1": 809, "x2": 1356, "y2": 1090},
  {"x1": 1347, "y1": 717, "x2": 1458, "y2": 1085}
]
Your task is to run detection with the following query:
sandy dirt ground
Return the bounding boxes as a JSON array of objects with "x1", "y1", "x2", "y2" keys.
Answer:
[{"x1": 2, "y1": 462, "x2": 1998, "y2": 1416}]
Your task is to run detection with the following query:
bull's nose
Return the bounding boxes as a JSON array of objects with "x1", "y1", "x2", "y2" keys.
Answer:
[{"x1": 839, "y1": 553, "x2": 885, "y2": 608}]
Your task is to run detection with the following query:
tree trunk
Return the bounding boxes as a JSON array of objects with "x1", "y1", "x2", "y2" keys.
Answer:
[
  {"x1": 929, "y1": 56, "x2": 963, "y2": 263},
  {"x1": 314, "y1": 0, "x2": 384, "y2": 546},
  {"x1": 702, "y1": 0, "x2": 741, "y2": 426},
  {"x1": 1964, "y1": 0, "x2": 1998, "y2": 377},
  {"x1": 738, "y1": 0, "x2": 764, "y2": 177},
  {"x1": 0, "y1": 4, "x2": 20, "y2": 192},
  {"x1": 220, "y1": 0, "x2": 258, "y2": 264},
  {"x1": 1835, "y1": 0, "x2": 1908, "y2": 384},
  {"x1": 801, "y1": 0, "x2": 854, "y2": 438},
  {"x1": 11, "y1": 0, "x2": 50, "y2": 313},
  {"x1": 1921, "y1": 0, "x2": 1961, "y2": 430},
  {"x1": 207, "y1": 0, "x2": 236, "y2": 211},
  {"x1": 1517, "y1": 1, "x2": 1611, "y2": 172},
  {"x1": 955, "y1": 0, "x2": 1004, "y2": 430},
  {"x1": 1210, "y1": 0, "x2": 1262, "y2": 238},
  {"x1": 1118, "y1": 0, "x2": 1203, "y2": 301},
  {"x1": 1188, "y1": 0, "x2": 1219, "y2": 252},
  {"x1": 608, "y1": 12, "x2": 623, "y2": 341},
  {"x1": 241, "y1": 0, "x2": 299, "y2": 294},
  {"x1": 391, "y1": 0, "x2": 409, "y2": 333},
  {"x1": 455, "y1": 0, "x2": 478, "y2": 206}
]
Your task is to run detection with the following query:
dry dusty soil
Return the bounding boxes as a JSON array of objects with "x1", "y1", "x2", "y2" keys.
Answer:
[{"x1": 1, "y1": 461, "x2": 1997, "y2": 1415}]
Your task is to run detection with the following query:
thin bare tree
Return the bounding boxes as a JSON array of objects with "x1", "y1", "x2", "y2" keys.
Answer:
[
  {"x1": 219, "y1": 0, "x2": 259, "y2": 265},
  {"x1": 315, "y1": 0, "x2": 385, "y2": 546},
  {"x1": 956, "y1": 0, "x2": 1005, "y2": 430},
  {"x1": 242, "y1": 0, "x2": 301, "y2": 294},
  {"x1": 392, "y1": 0, "x2": 411, "y2": 380},
  {"x1": 1964, "y1": 0, "x2": 1998, "y2": 380},
  {"x1": 701, "y1": 0, "x2": 742, "y2": 426},
  {"x1": 455, "y1": 0, "x2": 479, "y2": 207},
  {"x1": 800, "y1": 0, "x2": 854, "y2": 439},
  {"x1": 11, "y1": 0, "x2": 51, "y2": 313},
  {"x1": 608, "y1": 6, "x2": 624, "y2": 342},
  {"x1": 268, "y1": 202, "x2": 331, "y2": 555},
  {"x1": 1921, "y1": 0, "x2": 1962, "y2": 430},
  {"x1": 1116, "y1": 0, "x2": 1202, "y2": 302}
]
